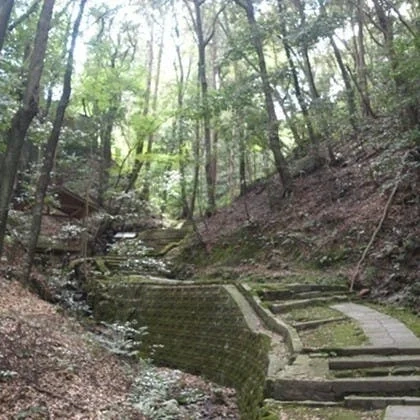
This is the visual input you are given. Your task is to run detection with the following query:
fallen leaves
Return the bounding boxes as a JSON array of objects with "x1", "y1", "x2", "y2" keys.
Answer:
[{"x1": 0, "y1": 276, "x2": 240, "y2": 419}]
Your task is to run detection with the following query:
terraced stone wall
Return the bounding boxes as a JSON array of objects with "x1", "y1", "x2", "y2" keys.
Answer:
[{"x1": 89, "y1": 281, "x2": 270, "y2": 419}]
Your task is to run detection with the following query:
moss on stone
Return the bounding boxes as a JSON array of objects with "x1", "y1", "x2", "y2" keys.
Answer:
[{"x1": 88, "y1": 280, "x2": 270, "y2": 419}]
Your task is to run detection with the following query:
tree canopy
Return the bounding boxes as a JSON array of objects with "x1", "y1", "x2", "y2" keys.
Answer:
[{"x1": 0, "y1": 0, "x2": 418, "y2": 255}]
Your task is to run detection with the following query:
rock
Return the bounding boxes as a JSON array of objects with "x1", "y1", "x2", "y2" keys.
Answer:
[
  {"x1": 162, "y1": 399, "x2": 180, "y2": 415},
  {"x1": 358, "y1": 288, "x2": 370, "y2": 297}
]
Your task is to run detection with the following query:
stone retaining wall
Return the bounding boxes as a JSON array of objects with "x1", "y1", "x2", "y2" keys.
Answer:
[{"x1": 88, "y1": 280, "x2": 270, "y2": 419}]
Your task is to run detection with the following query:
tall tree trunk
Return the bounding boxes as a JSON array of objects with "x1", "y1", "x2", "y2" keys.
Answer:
[
  {"x1": 0, "y1": 0, "x2": 14, "y2": 52},
  {"x1": 173, "y1": 14, "x2": 191, "y2": 219},
  {"x1": 331, "y1": 35, "x2": 358, "y2": 132},
  {"x1": 142, "y1": 22, "x2": 164, "y2": 201},
  {"x1": 294, "y1": 0, "x2": 319, "y2": 99},
  {"x1": 125, "y1": 24, "x2": 154, "y2": 193},
  {"x1": 273, "y1": 88, "x2": 303, "y2": 146},
  {"x1": 0, "y1": 0, "x2": 55, "y2": 257},
  {"x1": 190, "y1": 116, "x2": 200, "y2": 217},
  {"x1": 354, "y1": 0, "x2": 375, "y2": 118},
  {"x1": 372, "y1": 0, "x2": 418, "y2": 128},
  {"x1": 277, "y1": 0, "x2": 319, "y2": 156},
  {"x1": 98, "y1": 106, "x2": 116, "y2": 205},
  {"x1": 234, "y1": 0, "x2": 291, "y2": 193},
  {"x1": 238, "y1": 123, "x2": 247, "y2": 196},
  {"x1": 191, "y1": 0, "x2": 216, "y2": 215},
  {"x1": 24, "y1": 0, "x2": 86, "y2": 284}
]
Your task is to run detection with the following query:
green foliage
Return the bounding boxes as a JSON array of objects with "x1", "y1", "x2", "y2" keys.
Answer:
[
  {"x1": 108, "y1": 237, "x2": 171, "y2": 275},
  {"x1": 93, "y1": 320, "x2": 148, "y2": 358}
]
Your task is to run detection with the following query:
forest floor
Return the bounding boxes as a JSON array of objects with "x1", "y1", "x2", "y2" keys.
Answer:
[
  {"x1": 0, "y1": 276, "x2": 240, "y2": 419},
  {"x1": 187, "y1": 129, "x2": 419, "y2": 312},
  {"x1": 0, "y1": 121, "x2": 418, "y2": 419}
]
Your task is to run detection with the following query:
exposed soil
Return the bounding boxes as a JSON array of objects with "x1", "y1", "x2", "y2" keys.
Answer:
[{"x1": 190, "y1": 136, "x2": 419, "y2": 311}]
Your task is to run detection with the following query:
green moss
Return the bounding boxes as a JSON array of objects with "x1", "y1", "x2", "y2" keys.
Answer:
[
  {"x1": 366, "y1": 302, "x2": 420, "y2": 337},
  {"x1": 88, "y1": 281, "x2": 270, "y2": 420},
  {"x1": 156, "y1": 241, "x2": 181, "y2": 256},
  {"x1": 263, "y1": 403, "x2": 384, "y2": 420},
  {"x1": 282, "y1": 305, "x2": 343, "y2": 323},
  {"x1": 299, "y1": 320, "x2": 367, "y2": 348},
  {"x1": 175, "y1": 226, "x2": 265, "y2": 268}
]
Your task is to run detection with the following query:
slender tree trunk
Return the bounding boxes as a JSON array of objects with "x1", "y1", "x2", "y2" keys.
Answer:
[
  {"x1": 294, "y1": 0, "x2": 319, "y2": 99},
  {"x1": 273, "y1": 88, "x2": 302, "y2": 146},
  {"x1": 98, "y1": 107, "x2": 116, "y2": 205},
  {"x1": 355, "y1": 0, "x2": 375, "y2": 118},
  {"x1": 142, "y1": 23, "x2": 164, "y2": 201},
  {"x1": 125, "y1": 25, "x2": 154, "y2": 193},
  {"x1": 238, "y1": 124, "x2": 247, "y2": 196},
  {"x1": 8, "y1": 0, "x2": 42, "y2": 32},
  {"x1": 190, "y1": 117, "x2": 200, "y2": 217},
  {"x1": 192, "y1": 0, "x2": 216, "y2": 215},
  {"x1": 331, "y1": 35, "x2": 358, "y2": 132},
  {"x1": 318, "y1": 0, "x2": 358, "y2": 131},
  {"x1": 277, "y1": 0, "x2": 318, "y2": 156},
  {"x1": 173, "y1": 15, "x2": 191, "y2": 219},
  {"x1": 0, "y1": 0, "x2": 14, "y2": 52},
  {"x1": 234, "y1": 0, "x2": 291, "y2": 193},
  {"x1": 24, "y1": 0, "x2": 86, "y2": 284},
  {"x1": 372, "y1": 0, "x2": 418, "y2": 128},
  {"x1": 209, "y1": 40, "x2": 220, "y2": 208},
  {"x1": 0, "y1": 0, "x2": 55, "y2": 257}
]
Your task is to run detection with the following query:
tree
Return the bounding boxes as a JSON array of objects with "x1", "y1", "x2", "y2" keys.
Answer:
[
  {"x1": 0, "y1": 0, "x2": 14, "y2": 52},
  {"x1": 184, "y1": 0, "x2": 226, "y2": 215},
  {"x1": 24, "y1": 0, "x2": 87, "y2": 284},
  {"x1": 125, "y1": 21, "x2": 154, "y2": 193},
  {"x1": 233, "y1": 0, "x2": 291, "y2": 193},
  {"x1": 0, "y1": 0, "x2": 55, "y2": 257},
  {"x1": 276, "y1": 0, "x2": 319, "y2": 156},
  {"x1": 354, "y1": 0, "x2": 376, "y2": 118}
]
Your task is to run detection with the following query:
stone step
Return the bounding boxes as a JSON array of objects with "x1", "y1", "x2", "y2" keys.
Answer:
[
  {"x1": 384, "y1": 405, "x2": 420, "y2": 419},
  {"x1": 264, "y1": 398, "x2": 342, "y2": 408},
  {"x1": 333, "y1": 366, "x2": 420, "y2": 378},
  {"x1": 329, "y1": 355, "x2": 420, "y2": 370},
  {"x1": 344, "y1": 395, "x2": 420, "y2": 410},
  {"x1": 265, "y1": 376, "x2": 420, "y2": 402},
  {"x1": 293, "y1": 317, "x2": 348, "y2": 330},
  {"x1": 270, "y1": 295, "x2": 349, "y2": 313},
  {"x1": 304, "y1": 346, "x2": 420, "y2": 357},
  {"x1": 258, "y1": 284, "x2": 348, "y2": 301}
]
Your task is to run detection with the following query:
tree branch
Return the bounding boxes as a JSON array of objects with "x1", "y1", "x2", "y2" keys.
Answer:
[
  {"x1": 8, "y1": 0, "x2": 41, "y2": 31},
  {"x1": 383, "y1": 0, "x2": 416, "y2": 37},
  {"x1": 204, "y1": 4, "x2": 227, "y2": 47},
  {"x1": 350, "y1": 151, "x2": 409, "y2": 292}
]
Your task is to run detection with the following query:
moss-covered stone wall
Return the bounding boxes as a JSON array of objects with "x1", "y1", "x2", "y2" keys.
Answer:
[{"x1": 89, "y1": 281, "x2": 270, "y2": 419}]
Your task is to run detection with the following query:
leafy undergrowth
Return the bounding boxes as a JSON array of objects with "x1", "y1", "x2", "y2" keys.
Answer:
[
  {"x1": 261, "y1": 402, "x2": 383, "y2": 420},
  {"x1": 0, "y1": 276, "x2": 240, "y2": 419}
]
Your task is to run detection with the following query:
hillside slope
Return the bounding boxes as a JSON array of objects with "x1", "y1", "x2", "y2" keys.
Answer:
[{"x1": 177, "y1": 125, "x2": 419, "y2": 311}]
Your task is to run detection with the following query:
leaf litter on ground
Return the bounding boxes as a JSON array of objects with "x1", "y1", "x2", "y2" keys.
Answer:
[{"x1": 0, "y1": 275, "x2": 239, "y2": 419}]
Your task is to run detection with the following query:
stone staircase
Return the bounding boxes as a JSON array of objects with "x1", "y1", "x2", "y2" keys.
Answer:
[{"x1": 239, "y1": 282, "x2": 420, "y2": 415}]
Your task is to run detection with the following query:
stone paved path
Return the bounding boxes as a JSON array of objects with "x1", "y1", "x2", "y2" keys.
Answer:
[
  {"x1": 384, "y1": 405, "x2": 420, "y2": 419},
  {"x1": 331, "y1": 303, "x2": 420, "y2": 347}
]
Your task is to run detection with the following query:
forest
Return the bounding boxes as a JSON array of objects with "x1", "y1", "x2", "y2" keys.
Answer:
[{"x1": 0, "y1": 0, "x2": 419, "y2": 419}]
